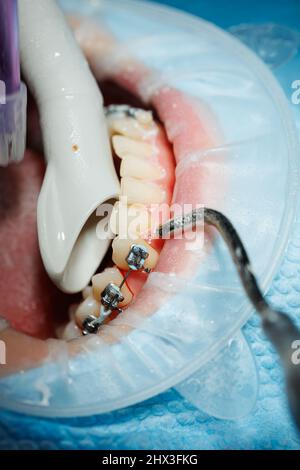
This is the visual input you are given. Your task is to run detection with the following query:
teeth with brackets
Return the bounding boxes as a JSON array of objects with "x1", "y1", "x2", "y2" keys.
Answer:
[
  {"x1": 75, "y1": 105, "x2": 167, "y2": 335},
  {"x1": 81, "y1": 243, "x2": 150, "y2": 335}
]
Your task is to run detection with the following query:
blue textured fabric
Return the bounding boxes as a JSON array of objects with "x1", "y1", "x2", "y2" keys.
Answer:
[{"x1": 1, "y1": 0, "x2": 300, "y2": 450}]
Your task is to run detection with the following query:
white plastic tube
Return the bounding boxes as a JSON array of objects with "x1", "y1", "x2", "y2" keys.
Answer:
[{"x1": 18, "y1": 0, "x2": 120, "y2": 292}]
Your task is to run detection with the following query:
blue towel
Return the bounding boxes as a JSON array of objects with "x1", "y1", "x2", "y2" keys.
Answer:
[{"x1": 1, "y1": 0, "x2": 300, "y2": 450}]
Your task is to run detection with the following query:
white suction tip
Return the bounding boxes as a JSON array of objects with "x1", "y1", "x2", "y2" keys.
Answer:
[{"x1": 19, "y1": 0, "x2": 120, "y2": 293}]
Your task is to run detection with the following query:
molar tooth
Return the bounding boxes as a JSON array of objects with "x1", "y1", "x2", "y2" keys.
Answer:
[
  {"x1": 120, "y1": 156, "x2": 163, "y2": 180},
  {"x1": 111, "y1": 117, "x2": 154, "y2": 139},
  {"x1": 112, "y1": 135, "x2": 153, "y2": 159},
  {"x1": 75, "y1": 295, "x2": 100, "y2": 328},
  {"x1": 135, "y1": 109, "x2": 153, "y2": 126},
  {"x1": 112, "y1": 237, "x2": 158, "y2": 271},
  {"x1": 121, "y1": 177, "x2": 165, "y2": 205},
  {"x1": 92, "y1": 267, "x2": 132, "y2": 307}
]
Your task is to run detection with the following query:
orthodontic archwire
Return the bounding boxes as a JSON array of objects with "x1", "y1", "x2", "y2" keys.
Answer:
[
  {"x1": 82, "y1": 244, "x2": 150, "y2": 335},
  {"x1": 81, "y1": 206, "x2": 300, "y2": 431}
]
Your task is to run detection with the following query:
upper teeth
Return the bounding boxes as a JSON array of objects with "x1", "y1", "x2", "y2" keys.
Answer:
[
  {"x1": 73, "y1": 106, "x2": 167, "y2": 334},
  {"x1": 120, "y1": 155, "x2": 163, "y2": 180},
  {"x1": 108, "y1": 107, "x2": 166, "y2": 207},
  {"x1": 107, "y1": 116, "x2": 155, "y2": 140},
  {"x1": 108, "y1": 107, "x2": 164, "y2": 275},
  {"x1": 121, "y1": 177, "x2": 165, "y2": 205},
  {"x1": 112, "y1": 135, "x2": 154, "y2": 159}
]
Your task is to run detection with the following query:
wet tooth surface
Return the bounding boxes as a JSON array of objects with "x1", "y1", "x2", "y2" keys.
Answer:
[
  {"x1": 62, "y1": 321, "x2": 82, "y2": 341},
  {"x1": 110, "y1": 117, "x2": 154, "y2": 139},
  {"x1": 120, "y1": 156, "x2": 163, "y2": 180},
  {"x1": 135, "y1": 109, "x2": 153, "y2": 126},
  {"x1": 75, "y1": 296, "x2": 100, "y2": 327},
  {"x1": 121, "y1": 177, "x2": 165, "y2": 204},
  {"x1": 112, "y1": 135, "x2": 154, "y2": 159}
]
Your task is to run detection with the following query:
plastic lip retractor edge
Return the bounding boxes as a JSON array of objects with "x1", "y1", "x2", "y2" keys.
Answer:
[
  {"x1": 80, "y1": 207, "x2": 300, "y2": 432},
  {"x1": 0, "y1": 81, "x2": 27, "y2": 166}
]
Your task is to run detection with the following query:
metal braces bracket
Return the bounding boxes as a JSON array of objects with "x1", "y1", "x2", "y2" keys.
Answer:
[{"x1": 82, "y1": 244, "x2": 150, "y2": 336}]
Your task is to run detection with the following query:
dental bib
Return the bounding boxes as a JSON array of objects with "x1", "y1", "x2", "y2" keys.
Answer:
[{"x1": 0, "y1": 0, "x2": 299, "y2": 420}]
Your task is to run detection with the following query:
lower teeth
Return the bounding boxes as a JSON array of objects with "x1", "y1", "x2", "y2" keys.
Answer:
[{"x1": 79, "y1": 243, "x2": 151, "y2": 335}]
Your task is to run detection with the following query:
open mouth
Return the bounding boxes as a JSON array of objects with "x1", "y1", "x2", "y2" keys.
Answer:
[
  {"x1": 1, "y1": 2, "x2": 299, "y2": 428},
  {"x1": 0, "y1": 14, "x2": 221, "y2": 374}
]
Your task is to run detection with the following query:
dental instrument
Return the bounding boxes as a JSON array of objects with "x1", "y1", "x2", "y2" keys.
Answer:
[
  {"x1": 0, "y1": 0, "x2": 27, "y2": 166},
  {"x1": 79, "y1": 207, "x2": 300, "y2": 430},
  {"x1": 163, "y1": 209, "x2": 300, "y2": 431},
  {"x1": 17, "y1": 0, "x2": 120, "y2": 293}
]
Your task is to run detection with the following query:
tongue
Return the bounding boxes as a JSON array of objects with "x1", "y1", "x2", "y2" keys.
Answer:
[{"x1": 0, "y1": 150, "x2": 72, "y2": 339}]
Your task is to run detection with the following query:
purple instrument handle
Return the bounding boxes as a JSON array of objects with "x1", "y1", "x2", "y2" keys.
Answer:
[
  {"x1": 0, "y1": 0, "x2": 26, "y2": 166},
  {"x1": 0, "y1": 0, "x2": 20, "y2": 95}
]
